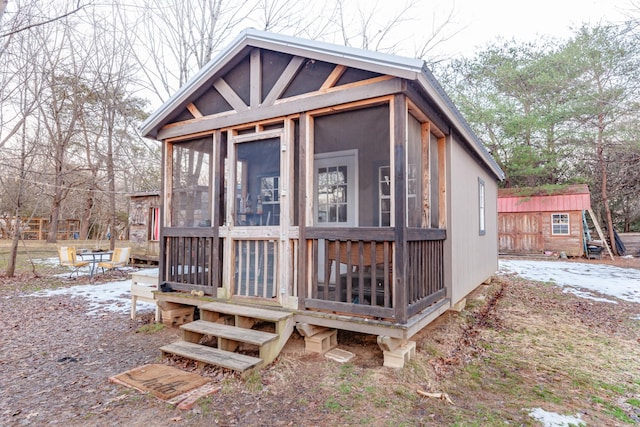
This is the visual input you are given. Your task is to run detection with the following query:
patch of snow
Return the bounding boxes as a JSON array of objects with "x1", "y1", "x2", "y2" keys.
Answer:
[
  {"x1": 499, "y1": 259, "x2": 640, "y2": 303},
  {"x1": 34, "y1": 256, "x2": 136, "y2": 278},
  {"x1": 24, "y1": 279, "x2": 155, "y2": 316},
  {"x1": 562, "y1": 287, "x2": 618, "y2": 304},
  {"x1": 33, "y1": 257, "x2": 60, "y2": 266},
  {"x1": 528, "y1": 408, "x2": 585, "y2": 427}
]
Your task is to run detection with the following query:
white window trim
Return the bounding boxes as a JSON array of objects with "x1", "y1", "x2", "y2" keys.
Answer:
[
  {"x1": 478, "y1": 178, "x2": 486, "y2": 236},
  {"x1": 551, "y1": 213, "x2": 570, "y2": 235}
]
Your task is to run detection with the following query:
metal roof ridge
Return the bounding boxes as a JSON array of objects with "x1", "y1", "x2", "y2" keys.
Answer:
[{"x1": 139, "y1": 29, "x2": 505, "y2": 181}]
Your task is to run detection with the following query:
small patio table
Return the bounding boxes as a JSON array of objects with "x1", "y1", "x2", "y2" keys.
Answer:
[{"x1": 77, "y1": 250, "x2": 113, "y2": 279}]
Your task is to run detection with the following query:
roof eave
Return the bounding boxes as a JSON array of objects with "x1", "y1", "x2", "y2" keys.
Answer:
[
  {"x1": 416, "y1": 71, "x2": 505, "y2": 181},
  {"x1": 140, "y1": 29, "x2": 505, "y2": 182},
  {"x1": 140, "y1": 29, "x2": 425, "y2": 139},
  {"x1": 140, "y1": 30, "x2": 253, "y2": 138}
]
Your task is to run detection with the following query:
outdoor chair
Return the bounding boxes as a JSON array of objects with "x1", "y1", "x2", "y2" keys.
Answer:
[
  {"x1": 58, "y1": 246, "x2": 90, "y2": 278},
  {"x1": 98, "y1": 247, "x2": 131, "y2": 276}
]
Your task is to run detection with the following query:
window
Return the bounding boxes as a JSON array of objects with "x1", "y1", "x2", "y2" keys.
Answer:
[
  {"x1": 149, "y1": 207, "x2": 160, "y2": 241},
  {"x1": 552, "y1": 213, "x2": 570, "y2": 235},
  {"x1": 314, "y1": 150, "x2": 358, "y2": 227},
  {"x1": 478, "y1": 178, "x2": 486, "y2": 235}
]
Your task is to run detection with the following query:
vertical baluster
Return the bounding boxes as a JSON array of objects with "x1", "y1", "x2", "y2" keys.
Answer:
[
  {"x1": 384, "y1": 242, "x2": 390, "y2": 307},
  {"x1": 323, "y1": 239, "x2": 331, "y2": 300},
  {"x1": 262, "y1": 240, "x2": 268, "y2": 298},
  {"x1": 311, "y1": 239, "x2": 318, "y2": 299},
  {"x1": 345, "y1": 240, "x2": 352, "y2": 303},
  {"x1": 357, "y1": 241, "x2": 365, "y2": 305},
  {"x1": 370, "y1": 242, "x2": 377, "y2": 306}
]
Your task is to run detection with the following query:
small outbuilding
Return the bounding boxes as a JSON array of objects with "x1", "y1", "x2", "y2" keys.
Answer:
[
  {"x1": 128, "y1": 192, "x2": 161, "y2": 263},
  {"x1": 498, "y1": 185, "x2": 591, "y2": 257},
  {"x1": 140, "y1": 29, "x2": 504, "y2": 369}
]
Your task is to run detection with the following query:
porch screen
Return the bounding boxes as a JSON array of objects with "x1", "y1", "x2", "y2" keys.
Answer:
[
  {"x1": 235, "y1": 138, "x2": 280, "y2": 226},
  {"x1": 407, "y1": 115, "x2": 424, "y2": 227},
  {"x1": 171, "y1": 138, "x2": 212, "y2": 227}
]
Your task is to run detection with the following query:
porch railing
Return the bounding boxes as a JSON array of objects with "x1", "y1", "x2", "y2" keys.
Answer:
[
  {"x1": 405, "y1": 230, "x2": 446, "y2": 317},
  {"x1": 234, "y1": 239, "x2": 278, "y2": 299},
  {"x1": 162, "y1": 228, "x2": 221, "y2": 294},
  {"x1": 302, "y1": 228, "x2": 395, "y2": 319},
  {"x1": 302, "y1": 227, "x2": 445, "y2": 322},
  {"x1": 232, "y1": 237, "x2": 299, "y2": 300}
]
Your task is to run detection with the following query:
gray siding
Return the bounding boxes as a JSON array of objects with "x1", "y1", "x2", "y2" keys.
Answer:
[{"x1": 448, "y1": 137, "x2": 499, "y2": 305}]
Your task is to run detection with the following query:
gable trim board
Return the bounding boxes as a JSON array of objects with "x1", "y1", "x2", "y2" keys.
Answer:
[{"x1": 141, "y1": 29, "x2": 504, "y2": 182}]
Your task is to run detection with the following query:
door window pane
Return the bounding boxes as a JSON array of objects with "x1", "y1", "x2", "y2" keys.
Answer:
[{"x1": 317, "y1": 165, "x2": 348, "y2": 225}]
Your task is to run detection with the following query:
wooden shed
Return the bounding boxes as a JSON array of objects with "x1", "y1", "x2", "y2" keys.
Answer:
[
  {"x1": 129, "y1": 192, "x2": 161, "y2": 263},
  {"x1": 140, "y1": 30, "x2": 504, "y2": 369},
  {"x1": 498, "y1": 185, "x2": 591, "y2": 256}
]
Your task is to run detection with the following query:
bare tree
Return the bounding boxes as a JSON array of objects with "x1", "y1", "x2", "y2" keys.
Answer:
[
  {"x1": 0, "y1": 0, "x2": 87, "y2": 39},
  {"x1": 31, "y1": 16, "x2": 90, "y2": 243},
  {"x1": 0, "y1": 16, "x2": 44, "y2": 274},
  {"x1": 121, "y1": 0, "x2": 255, "y2": 104},
  {"x1": 125, "y1": 0, "x2": 461, "y2": 105}
]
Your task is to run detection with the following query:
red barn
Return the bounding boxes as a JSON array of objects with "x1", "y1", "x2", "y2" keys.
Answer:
[{"x1": 498, "y1": 185, "x2": 591, "y2": 256}]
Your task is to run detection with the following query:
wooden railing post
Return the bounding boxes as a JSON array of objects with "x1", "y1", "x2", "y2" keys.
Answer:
[{"x1": 392, "y1": 93, "x2": 408, "y2": 323}]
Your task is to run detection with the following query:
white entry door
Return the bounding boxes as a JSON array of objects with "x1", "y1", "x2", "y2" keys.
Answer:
[{"x1": 314, "y1": 150, "x2": 358, "y2": 283}]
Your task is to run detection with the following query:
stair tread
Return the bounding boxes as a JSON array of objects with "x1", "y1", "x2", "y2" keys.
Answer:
[
  {"x1": 160, "y1": 341, "x2": 262, "y2": 371},
  {"x1": 200, "y1": 301, "x2": 293, "y2": 322},
  {"x1": 181, "y1": 320, "x2": 278, "y2": 345}
]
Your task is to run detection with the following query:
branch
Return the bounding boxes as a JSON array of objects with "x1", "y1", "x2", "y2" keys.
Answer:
[{"x1": 0, "y1": 1, "x2": 89, "y2": 38}]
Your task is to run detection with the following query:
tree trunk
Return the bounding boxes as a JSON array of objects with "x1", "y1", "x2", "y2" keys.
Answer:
[
  {"x1": 80, "y1": 189, "x2": 94, "y2": 240},
  {"x1": 6, "y1": 213, "x2": 20, "y2": 277},
  {"x1": 47, "y1": 196, "x2": 61, "y2": 243},
  {"x1": 106, "y1": 113, "x2": 116, "y2": 251},
  {"x1": 597, "y1": 112, "x2": 617, "y2": 256},
  {"x1": 47, "y1": 141, "x2": 67, "y2": 243}
]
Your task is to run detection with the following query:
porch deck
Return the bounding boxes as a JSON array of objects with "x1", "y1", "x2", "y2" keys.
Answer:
[{"x1": 154, "y1": 291, "x2": 451, "y2": 340}]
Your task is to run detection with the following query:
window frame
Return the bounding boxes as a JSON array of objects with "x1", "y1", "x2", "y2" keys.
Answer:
[
  {"x1": 551, "y1": 213, "x2": 570, "y2": 235},
  {"x1": 478, "y1": 178, "x2": 486, "y2": 236}
]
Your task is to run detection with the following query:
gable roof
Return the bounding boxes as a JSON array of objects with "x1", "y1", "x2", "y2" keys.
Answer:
[
  {"x1": 140, "y1": 28, "x2": 504, "y2": 180},
  {"x1": 498, "y1": 184, "x2": 591, "y2": 213}
]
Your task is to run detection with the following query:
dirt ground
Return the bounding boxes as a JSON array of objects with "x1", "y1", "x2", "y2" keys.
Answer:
[{"x1": 1, "y1": 255, "x2": 639, "y2": 426}]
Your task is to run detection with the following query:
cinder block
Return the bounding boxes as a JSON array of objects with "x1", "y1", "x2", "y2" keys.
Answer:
[
  {"x1": 162, "y1": 307, "x2": 195, "y2": 327},
  {"x1": 158, "y1": 301, "x2": 187, "y2": 311},
  {"x1": 325, "y1": 348, "x2": 355, "y2": 363},
  {"x1": 304, "y1": 329, "x2": 337, "y2": 354},
  {"x1": 383, "y1": 340, "x2": 416, "y2": 368}
]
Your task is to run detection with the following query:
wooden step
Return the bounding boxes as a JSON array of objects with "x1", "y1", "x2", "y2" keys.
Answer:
[
  {"x1": 200, "y1": 301, "x2": 293, "y2": 322},
  {"x1": 160, "y1": 341, "x2": 262, "y2": 372},
  {"x1": 181, "y1": 320, "x2": 278, "y2": 346}
]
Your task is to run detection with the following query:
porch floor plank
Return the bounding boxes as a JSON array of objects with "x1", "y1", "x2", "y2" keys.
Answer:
[
  {"x1": 160, "y1": 341, "x2": 262, "y2": 372},
  {"x1": 200, "y1": 301, "x2": 293, "y2": 322},
  {"x1": 181, "y1": 320, "x2": 278, "y2": 346}
]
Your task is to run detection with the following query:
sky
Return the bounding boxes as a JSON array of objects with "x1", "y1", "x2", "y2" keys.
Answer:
[{"x1": 423, "y1": 0, "x2": 636, "y2": 57}]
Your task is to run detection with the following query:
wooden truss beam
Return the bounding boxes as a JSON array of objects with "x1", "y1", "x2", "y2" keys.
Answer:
[{"x1": 157, "y1": 77, "x2": 403, "y2": 140}]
